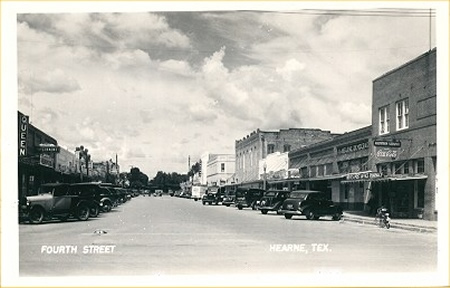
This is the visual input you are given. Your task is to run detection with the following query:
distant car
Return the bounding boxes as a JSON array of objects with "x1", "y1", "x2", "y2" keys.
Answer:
[
  {"x1": 235, "y1": 188, "x2": 265, "y2": 210},
  {"x1": 222, "y1": 190, "x2": 236, "y2": 207},
  {"x1": 280, "y1": 190, "x2": 343, "y2": 220},
  {"x1": 21, "y1": 183, "x2": 91, "y2": 224},
  {"x1": 202, "y1": 190, "x2": 223, "y2": 205},
  {"x1": 154, "y1": 189, "x2": 163, "y2": 197},
  {"x1": 259, "y1": 190, "x2": 290, "y2": 214}
]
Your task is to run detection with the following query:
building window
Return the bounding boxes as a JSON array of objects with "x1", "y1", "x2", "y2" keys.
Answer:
[
  {"x1": 396, "y1": 99, "x2": 409, "y2": 131},
  {"x1": 393, "y1": 163, "x2": 401, "y2": 175},
  {"x1": 379, "y1": 164, "x2": 389, "y2": 175},
  {"x1": 300, "y1": 167, "x2": 308, "y2": 178},
  {"x1": 267, "y1": 144, "x2": 275, "y2": 154},
  {"x1": 310, "y1": 166, "x2": 317, "y2": 177},
  {"x1": 379, "y1": 105, "x2": 390, "y2": 135},
  {"x1": 283, "y1": 144, "x2": 291, "y2": 152},
  {"x1": 416, "y1": 159, "x2": 425, "y2": 173},
  {"x1": 221, "y1": 163, "x2": 225, "y2": 172},
  {"x1": 325, "y1": 163, "x2": 333, "y2": 175},
  {"x1": 318, "y1": 165, "x2": 324, "y2": 176},
  {"x1": 404, "y1": 161, "x2": 410, "y2": 174}
]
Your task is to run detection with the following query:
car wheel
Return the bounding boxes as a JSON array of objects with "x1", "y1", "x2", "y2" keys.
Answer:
[
  {"x1": 29, "y1": 207, "x2": 45, "y2": 224},
  {"x1": 261, "y1": 209, "x2": 268, "y2": 215},
  {"x1": 102, "y1": 201, "x2": 112, "y2": 212},
  {"x1": 284, "y1": 214, "x2": 293, "y2": 219},
  {"x1": 332, "y1": 213, "x2": 342, "y2": 221},
  {"x1": 238, "y1": 204, "x2": 243, "y2": 210},
  {"x1": 251, "y1": 203, "x2": 257, "y2": 210},
  {"x1": 76, "y1": 204, "x2": 90, "y2": 221},
  {"x1": 307, "y1": 210, "x2": 318, "y2": 220},
  {"x1": 202, "y1": 201, "x2": 206, "y2": 205},
  {"x1": 225, "y1": 204, "x2": 230, "y2": 207},
  {"x1": 89, "y1": 204, "x2": 100, "y2": 218}
]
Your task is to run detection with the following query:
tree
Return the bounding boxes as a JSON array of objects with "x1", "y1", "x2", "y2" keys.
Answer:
[
  {"x1": 151, "y1": 171, "x2": 188, "y2": 191},
  {"x1": 128, "y1": 167, "x2": 149, "y2": 189}
]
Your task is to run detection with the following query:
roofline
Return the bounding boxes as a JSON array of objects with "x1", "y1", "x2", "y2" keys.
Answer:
[{"x1": 373, "y1": 48, "x2": 436, "y2": 82}]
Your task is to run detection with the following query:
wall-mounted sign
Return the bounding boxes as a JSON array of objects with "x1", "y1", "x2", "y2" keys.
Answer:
[
  {"x1": 374, "y1": 140, "x2": 401, "y2": 147},
  {"x1": 337, "y1": 141, "x2": 369, "y2": 154},
  {"x1": 18, "y1": 114, "x2": 29, "y2": 156},
  {"x1": 346, "y1": 171, "x2": 382, "y2": 181},
  {"x1": 40, "y1": 154, "x2": 54, "y2": 168},
  {"x1": 376, "y1": 148, "x2": 398, "y2": 159},
  {"x1": 37, "y1": 144, "x2": 60, "y2": 153}
]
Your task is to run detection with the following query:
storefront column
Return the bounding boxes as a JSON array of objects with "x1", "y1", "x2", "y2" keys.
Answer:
[{"x1": 423, "y1": 156, "x2": 436, "y2": 220}]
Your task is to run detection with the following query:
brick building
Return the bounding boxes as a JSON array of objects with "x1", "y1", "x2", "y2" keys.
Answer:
[
  {"x1": 235, "y1": 128, "x2": 337, "y2": 185},
  {"x1": 370, "y1": 48, "x2": 437, "y2": 220},
  {"x1": 288, "y1": 125, "x2": 372, "y2": 209}
]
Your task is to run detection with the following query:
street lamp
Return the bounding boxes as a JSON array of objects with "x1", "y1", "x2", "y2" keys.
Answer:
[{"x1": 263, "y1": 162, "x2": 267, "y2": 190}]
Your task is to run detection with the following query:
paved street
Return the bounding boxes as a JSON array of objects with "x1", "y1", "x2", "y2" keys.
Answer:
[{"x1": 19, "y1": 195, "x2": 437, "y2": 281}]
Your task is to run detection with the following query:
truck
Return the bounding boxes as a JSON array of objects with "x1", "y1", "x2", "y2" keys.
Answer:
[{"x1": 191, "y1": 185, "x2": 207, "y2": 201}]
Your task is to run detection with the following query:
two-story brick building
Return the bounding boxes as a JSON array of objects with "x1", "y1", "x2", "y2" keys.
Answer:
[{"x1": 369, "y1": 48, "x2": 437, "y2": 220}]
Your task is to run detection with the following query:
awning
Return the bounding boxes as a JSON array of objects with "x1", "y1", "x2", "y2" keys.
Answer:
[
  {"x1": 307, "y1": 174, "x2": 346, "y2": 181},
  {"x1": 384, "y1": 175, "x2": 428, "y2": 181},
  {"x1": 342, "y1": 174, "x2": 428, "y2": 183}
]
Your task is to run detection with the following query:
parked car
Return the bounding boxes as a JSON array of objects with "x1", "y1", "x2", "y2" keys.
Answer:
[
  {"x1": 202, "y1": 189, "x2": 223, "y2": 205},
  {"x1": 280, "y1": 190, "x2": 343, "y2": 220},
  {"x1": 69, "y1": 183, "x2": 115, "y2": 213},
  {"x1": 222, "y1": 190, "x2": 236, "y2": 207},
  {"x1": 21, "y1": 183, "x2": 91, "y2": 224},
  {"x1": 236, "y1": 188, "x2": 265, "y2": 210},
  {"x1": 259, "y1": 190, "x2": 290, "y2": 214}
]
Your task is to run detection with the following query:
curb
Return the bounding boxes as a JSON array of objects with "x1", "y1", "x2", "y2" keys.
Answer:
[{"x1": 341, "y1": 216, "x2": 437, "y2": 233}]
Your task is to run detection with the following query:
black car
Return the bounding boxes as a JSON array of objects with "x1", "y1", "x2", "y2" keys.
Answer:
[
  {"x1": 202, "y1": 190, "x2": 223, "y2": 205},
  {"x1": 69, "y1": 183, "x2": 115, "y2": 213},
  {"x1": 259, "y1": 190, "x2": 290, "y2": 214},
  {"x1": 280, "y1": 190, "x2": 343, "y2": 220},
  {"x1": 235, "y1": 188, "x2": 265, "y2": 210},
  {"x1": 222, "y1": 190, "x2": 236, "y2": 207}
]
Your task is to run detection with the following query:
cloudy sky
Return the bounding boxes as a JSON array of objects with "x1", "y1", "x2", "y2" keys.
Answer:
[{"x1": 14, "y1": 2, "x2": 440, "y2": 178}]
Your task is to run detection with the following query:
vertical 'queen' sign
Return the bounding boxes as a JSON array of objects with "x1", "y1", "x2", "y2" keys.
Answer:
[{"x1": 19, "y1": 113, "x2": 29, "y2": 156}]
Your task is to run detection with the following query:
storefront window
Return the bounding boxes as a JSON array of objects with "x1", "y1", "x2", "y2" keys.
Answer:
[{"x1": 416, "y1": 180, "x2": 425, "y2": 208}]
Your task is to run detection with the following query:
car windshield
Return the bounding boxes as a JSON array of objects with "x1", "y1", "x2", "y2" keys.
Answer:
[
  {"x1": 289, "y1": 191, "x2": 309, "y2": 200},
  {"x1": 236, "y1": 189, "x2": 246, "y2": 197},
  {"x1": 264, "y1": 191, "x2": 277, "y2": 197},
  {"x1": 38, "y1": 186, "x2": 54, "y2": 194}
]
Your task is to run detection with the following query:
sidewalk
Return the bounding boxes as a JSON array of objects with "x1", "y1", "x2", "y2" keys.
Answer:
[{"x1": 342, "y1": 211, "x2": 437, "y2": 233}]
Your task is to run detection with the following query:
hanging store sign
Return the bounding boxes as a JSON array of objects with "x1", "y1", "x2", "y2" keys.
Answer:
[
  {"x1": 346, "y1": 171, "x2": 382, "y2": 181},
  {"x1": 337, "y1": 141, "x2": 369, "y2": 154},
  {"x1": 373, "y1": 140, "x2": 401, "y2": 147},
  {"x1": 18, "y1": 114, "x2": 29, "y2": 157},
  {"x1": 376, "y1": 147, "x2": 398, "y2": 159}
]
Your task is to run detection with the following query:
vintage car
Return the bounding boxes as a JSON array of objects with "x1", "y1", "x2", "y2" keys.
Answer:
[
  {"x1": 22, "y1": 183, "x2": 91, "y2": 224},
  {"x1": 259, "y1": 190, "x2": 290, "y2": 214},
  {"x1": 202, "y1": 189, "x2": 223, "y2": 205},
  {"x1": 235, "y1": 188, "x2": 265, "y2": 210},
  {"x1": 222, "y1": 190, "x2": 236, "y2": 207},
  {"x1": 280, "y1": 190, "x2": 343, "y2": 220},
  {"x1": 69, "y1": 183, "x2": 116, "y2": 213}
]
